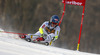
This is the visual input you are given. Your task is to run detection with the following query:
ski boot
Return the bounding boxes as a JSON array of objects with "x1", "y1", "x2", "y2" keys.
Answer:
[
  {"x1": 25, "y1": 38, "x2": 31, "y2": 42},
  {"x1": 36, "y1": 37, "x2": 44, "y2": 41},
  {"x1": 19, "y1": 35, "x2": 26, "y2": 39},
  {"x1": 45, "y1": 42, "x2": 49, "y2": 46},
  {"x1": 32, "y1": 37, "x2": 44, "y2": 43}
]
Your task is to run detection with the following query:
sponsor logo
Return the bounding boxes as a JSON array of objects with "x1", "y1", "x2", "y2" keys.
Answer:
[
  {"x1": 66, "y1": 1, "x2": 82, "y2": 6},
  {"x1": 54, "y1": 19, "x2": 58, "y2": 21},
  {"x1": 62, "y1": 0, "x2": 64, "y2": 3},
  {"x1": 42, "y1": 25, "x2": 45, "y2": 28}
]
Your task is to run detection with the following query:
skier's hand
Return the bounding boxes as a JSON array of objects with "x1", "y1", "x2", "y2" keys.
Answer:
[
  {"x1": 41, "y1": 34, "x2": 47, "y2": 39},
  {"x1": 41, "y1": 34, "x2": 47, "y2": 37},
  {"x1": 52, "y1": 37, "x2": 56, "y2": 42}
]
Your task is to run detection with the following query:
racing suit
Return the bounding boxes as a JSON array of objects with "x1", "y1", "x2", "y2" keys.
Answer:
[{"x1": 26, "y1": 21, "x2": 60, "y2": 43}]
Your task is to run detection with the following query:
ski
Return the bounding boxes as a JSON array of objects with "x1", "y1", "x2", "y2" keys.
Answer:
[
  {"x1": 0, "y1": 31, "x2": 51, "y2": 46},
  {"x1": 19, "y1": 35, "x2": 50, "y2": 46}
]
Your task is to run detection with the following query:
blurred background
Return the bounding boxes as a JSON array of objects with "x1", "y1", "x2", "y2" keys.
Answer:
[{"x1": 0, "y1": 0, "x2": 100, "y2": 54}]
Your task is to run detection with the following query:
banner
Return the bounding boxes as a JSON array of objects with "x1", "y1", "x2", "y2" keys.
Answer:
[{"x1": 62, "y1": 0, "x2": 86, "y2": 6}]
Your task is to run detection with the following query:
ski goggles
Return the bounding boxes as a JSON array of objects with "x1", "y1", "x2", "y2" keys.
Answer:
[{"x1": 52, "y1": 22, "x2": 58, "y2": 25}]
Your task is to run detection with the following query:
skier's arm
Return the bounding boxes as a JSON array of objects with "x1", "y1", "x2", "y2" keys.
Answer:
[
  {"x1": 39, "y1": 22, "x2": 48, "y2": 37},
  {"x1": 53, "y1": 27, "x2": 60, "y2": 41}
]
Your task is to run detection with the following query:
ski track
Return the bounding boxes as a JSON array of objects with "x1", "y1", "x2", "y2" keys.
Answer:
[{"x1": 0, "y1": 32, "x2": 99, "y2": 55}]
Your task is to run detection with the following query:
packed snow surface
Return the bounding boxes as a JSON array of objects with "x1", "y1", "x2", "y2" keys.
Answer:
[{"x1": 0, "y1": 31, "x2": 99, "y2": 55}]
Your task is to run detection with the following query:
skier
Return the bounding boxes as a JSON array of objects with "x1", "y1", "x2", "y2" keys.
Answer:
[{"x1": 20, "y1": 15, "x2": 60, "y2": 45}]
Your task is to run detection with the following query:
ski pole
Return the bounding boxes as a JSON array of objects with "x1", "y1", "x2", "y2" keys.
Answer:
[
  {"x1": 49, "y1": 41, "x2": 52, "y2": 45},
  {"x1": 0, "y1": 31, "x2": 27, "y2": 35}
]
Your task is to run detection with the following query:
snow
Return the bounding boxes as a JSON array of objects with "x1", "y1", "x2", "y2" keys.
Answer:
[{"x1": 0, "y1": 30, "x2": 99, "y2": 55}]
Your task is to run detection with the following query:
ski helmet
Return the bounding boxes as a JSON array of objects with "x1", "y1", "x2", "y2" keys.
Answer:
[{"x1": 50, "y1": 15, "x2": 59, "y2": 25}]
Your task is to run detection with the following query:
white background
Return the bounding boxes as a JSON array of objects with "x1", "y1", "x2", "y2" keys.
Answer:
[{"x1": 0, "y1": 29, "x2": 99, "y2": 55}]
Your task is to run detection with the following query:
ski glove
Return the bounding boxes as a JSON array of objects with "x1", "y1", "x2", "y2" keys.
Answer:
[{"x1": 52, "y1": 37, "x2": 56, "y2": 42}]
